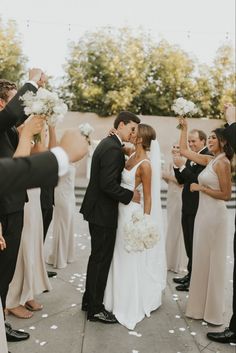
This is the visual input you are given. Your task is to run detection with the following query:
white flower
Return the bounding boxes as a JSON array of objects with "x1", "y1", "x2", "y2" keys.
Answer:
[
  {"x1": 172, "y1": 97, "x2": 197, "y2": 116},
  {"x1": 20, "y1": 88, "x2": 68, "y2": 126},
  {"x1": 124, "y1": 211, "x2": 159, "y2": 253},
  {"x1": 31, "y1": 101, "x2": 45, "y2": 114},
  {"x1": 79, "y1": 123, "x2": 94, "y2": 137}
]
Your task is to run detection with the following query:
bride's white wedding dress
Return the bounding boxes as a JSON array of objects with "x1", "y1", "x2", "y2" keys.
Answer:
[{"x1": 104, "y1": 153, "x2": 166, "y2": 330}]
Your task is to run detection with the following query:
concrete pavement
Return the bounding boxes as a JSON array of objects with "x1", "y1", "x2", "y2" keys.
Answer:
[{"x1": 7, "y1": 209, "x2": 236, "y2": 353}]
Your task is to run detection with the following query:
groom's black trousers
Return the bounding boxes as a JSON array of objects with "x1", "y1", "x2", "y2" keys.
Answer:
[
  {"x1": 181, "y1": 213, "x2": 196, "y2": 278},
  {"x1": 83, "y1": 223, "x2": 116, "y2": 315}
]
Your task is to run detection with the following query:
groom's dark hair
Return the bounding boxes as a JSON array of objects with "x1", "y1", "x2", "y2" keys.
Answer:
[{"x1": 114, "y1": 111, "x2": 141, "y2": 129}]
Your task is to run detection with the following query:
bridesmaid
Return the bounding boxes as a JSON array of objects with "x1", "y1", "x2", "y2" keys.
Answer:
[
  {"x1": 6, "y1": 124, "x2": 56, "y2": 318},
  {"x1": 178, "y1": 117, "x2": 233, "y2": 325},
  {"x1": 46, "y1": 163, "x2": 76, "y2": 269},
  {"x1": 163, "y1": 143, "x2": 187, "y2": 273}
]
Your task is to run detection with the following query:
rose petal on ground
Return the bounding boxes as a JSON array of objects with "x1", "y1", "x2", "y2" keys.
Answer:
[
  {"x1": 29, "y1": 326, "x2": 36, "y2": 330},
  {"x1": 179, "y1": 327, "x2": 186, "y2": 331},
  {"x1": 40, "y1": 341, "x2": 47, "y2": 346},
  {"x1": 42, "y1": 314, "x2": 48, "y2": 318},
  {"x1": 169, "y1": 330, "x2": 175, "y2": 333},
  {"x1": 128, "y1": 331, "x2": 142, "y2": 337},
  {"x1": 50, "y1": 325, "x2": 58, "y2": 330}
]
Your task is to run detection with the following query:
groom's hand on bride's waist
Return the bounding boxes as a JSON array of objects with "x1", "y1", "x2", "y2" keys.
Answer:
[{"x1": 132, "y1": 189, "x2": 141, "y2": 204}]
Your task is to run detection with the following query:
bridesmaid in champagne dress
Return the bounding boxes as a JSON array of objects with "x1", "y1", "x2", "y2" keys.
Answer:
[
  {"x1": 46, "y1": 163, "x2": 76, "y2": 269},
  {"x1": 6, "y1": 124, "x2": 56, "y2": 318},
  {"x1": 178, "y1": 117, "x2": 233, "y2": 325},
  {"x1": 163, "y1": 144, "x2": 187, "y2": 273}
]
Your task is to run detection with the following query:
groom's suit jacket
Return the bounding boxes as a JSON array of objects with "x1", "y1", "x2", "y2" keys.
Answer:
[
  {"x1": 174, "y1": 147, "x2": 210, "y2": 215},
  {"x1": 0, "y1": 152, "x2": 59, "y2": 197},
  {"x1": 0, "y1": 82, "x2": 37, "y2": 215},
  {"x1": 80, "y1": 135, "x2": 133, "y2": 228}
]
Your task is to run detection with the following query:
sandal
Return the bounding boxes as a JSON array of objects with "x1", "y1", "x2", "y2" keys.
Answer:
[
  {"x1": 25, "y1": 300, "x2": 43, "y2": 311},
  {"x1": 7, "y1": 305, "x2": 33, "y2": 319}
]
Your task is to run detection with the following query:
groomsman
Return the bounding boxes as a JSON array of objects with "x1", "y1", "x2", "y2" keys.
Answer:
[
  {"x1": 207, "y1": 105, "x2": 236, "y2": 344},
  {"x1": 0, "y1": 128, "x2": 89, "y2": 352},
  {"x1": 0, "y1": 74, "x2": 45, "y2": 341},
  {"x1": 173, "y1": 129, "x2": 210, "y2": 291}
]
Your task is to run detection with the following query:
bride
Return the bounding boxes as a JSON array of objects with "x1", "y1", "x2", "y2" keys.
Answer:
[{"x1": 104, "y1": 123, "x2": 166, "y2": 330}]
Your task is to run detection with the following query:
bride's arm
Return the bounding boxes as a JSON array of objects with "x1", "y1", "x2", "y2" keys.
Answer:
[{"x1": 138, "y1": 162, "x2": 152, "y2": 214}]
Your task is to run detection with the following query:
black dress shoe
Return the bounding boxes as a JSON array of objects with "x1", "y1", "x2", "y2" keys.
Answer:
[
  {"x1": 81, "y1": 302, "x2": 88, "y2": 311},
  {"x1": 207, "y1": 327, "x2": 236, "y2": 343},
  {"x1": 47, "y1": 271, "x2": 57, "y2": 278},
  {"x1": 173, "y1": 274, "x2": 190, "y2": 284},
  {"x1": 87, "y1": 309, "x2": 118, "y2": 324},
  {"x1": 5, "y1": 322, "x2": 30, "y2": 342},
  {"x1": 175, "y1": 282, "x2": 189, "y2": 291}
]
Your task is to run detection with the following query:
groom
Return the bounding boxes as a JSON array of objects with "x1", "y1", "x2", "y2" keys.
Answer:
[{"x1": 80, "y1": 111, "x2": 140, "y2": 323}]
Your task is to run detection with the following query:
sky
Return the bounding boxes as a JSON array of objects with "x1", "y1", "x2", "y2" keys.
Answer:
[{"x1": 0, "y1": 0, "x2": 235, "y2": 78}]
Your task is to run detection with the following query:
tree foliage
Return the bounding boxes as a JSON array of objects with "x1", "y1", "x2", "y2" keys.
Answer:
[
  {"x1": 0, "y1": 18, "x2": 26, "y2": 83},
  {"x1": 63, "y1": 28, "x2": 235, "y2": 118}
]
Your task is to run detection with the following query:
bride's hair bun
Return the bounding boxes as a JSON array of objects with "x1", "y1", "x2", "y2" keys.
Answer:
[{"x1": 138, "y1": 124, "x2": 156, "y2": 151}]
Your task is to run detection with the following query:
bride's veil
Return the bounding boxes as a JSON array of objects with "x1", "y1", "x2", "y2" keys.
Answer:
[{"x1": 149, "y1": 139, "x2": 167, "y2": 290}]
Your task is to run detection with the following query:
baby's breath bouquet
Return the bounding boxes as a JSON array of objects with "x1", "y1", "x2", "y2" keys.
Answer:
[
  {"x1": 172, "y1": 97, "x2": 198, "y2": 129},
  {"x1": 79, "y1": 123, "x2": 94, "y2": 145},
  {"x1": 123, "y1": 210, "x2": 159, "y2": 253},
  {"x1": 20, "y1": 88, "x2": 68, "y2": 142}
]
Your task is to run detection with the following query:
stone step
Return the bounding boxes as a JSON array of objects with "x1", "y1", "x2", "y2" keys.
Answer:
[{"x1": 74, "y1": 187, "x2": 236, "y2": 209}]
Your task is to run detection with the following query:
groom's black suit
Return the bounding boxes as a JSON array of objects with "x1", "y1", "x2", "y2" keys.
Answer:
[
  {"x1": 174, "y1": 146, "x2": 210, "y2": 278},
  {"x1": 80, "y1": 135, "x2": 133, "y2": 315},
  {"x1": 0, "y1": 82, "x2": 38, "y2": 310}
]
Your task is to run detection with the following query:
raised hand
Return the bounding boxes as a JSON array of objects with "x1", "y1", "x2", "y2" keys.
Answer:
[
  {"x1": 0, "y1": 223, "x2": 6, "y2": 251},
  {"x1": 224, "y1": 104, "x2": 236, "y2": 125},
  {"x1": 178, "y1": 116, "x2": 188, "y2": 130},
  {"x1": 59, "y1": 129, "x2": 89, "y2": 163},
  {"x1": 22, "y1": 115, "x2": 45, "y2": 138}
]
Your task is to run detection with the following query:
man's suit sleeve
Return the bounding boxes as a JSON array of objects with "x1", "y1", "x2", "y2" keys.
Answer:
[
  {"x1": 173, "y1": 167, "x2": 185, "y2": 184},
  {"x1": 0, "y1": 83, "x2": 37, "y2": 133},
  {"x1": 99, "y1": 147, "x2": 133, "y2": 204},
  {"x1": 0, "y1": 151, "x2": 58, "y2": 197},
  {"x1": 179, "y1": 166, "x2": 199, "y2": 184},
  {"x1": 224, "y1": 123, "x2": 236, "y2": 153}
]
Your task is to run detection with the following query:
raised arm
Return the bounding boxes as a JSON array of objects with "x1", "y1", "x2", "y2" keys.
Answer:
[{"x1": 178, "y1": 117, "x2": 212, "y2": 166}]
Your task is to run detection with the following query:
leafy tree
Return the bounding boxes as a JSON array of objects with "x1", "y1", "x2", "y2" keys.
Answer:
[{"x1": 0, "y1": 18, "x2": 26, "y2": 83}]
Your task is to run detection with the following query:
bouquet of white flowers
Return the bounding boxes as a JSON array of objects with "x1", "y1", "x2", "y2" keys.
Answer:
[
  {"x1": 123, "y1": 210, "x2": 159, "y2": 253},
  {"x1": 20, "y1": 88, "x2": 68, "y2": 142},
  {"x1": 171, "y1": 97, "x2": 198, "y2": 129},
  {"x1": 79, "y1": 123, "x2": 94, "y2": 145}
]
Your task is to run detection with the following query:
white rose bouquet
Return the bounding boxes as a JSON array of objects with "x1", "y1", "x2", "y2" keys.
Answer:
[
  {"x1": 20, "y1": 88, "x2": 68, "y2": 142},
  {"x1": 79, "y1": 123, "x2": 94, "y2": 145},
  {"x1": 171, "y1": 97, "x2": 198, "y2": 129},
  {"x1": 123, "y1": 210, "x2": 159, "y2": 253}
]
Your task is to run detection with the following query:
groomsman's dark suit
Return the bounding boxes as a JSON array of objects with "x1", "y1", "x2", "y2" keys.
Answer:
[
  {"x1": 174, "y1": 146, "x2": 210, "y2": 281},
  {"x1": 0, "y1": 82, "x2": 37, "y2": 310},
  {"x1": 80, "y1": 135, "x2": 133, "y2": 317},
  {"x1": 0, "y1": 152, "x2": 59, "y2": 197},
  {"x1": 40, "y1": 186, "x2": 54, "y2": 241}
]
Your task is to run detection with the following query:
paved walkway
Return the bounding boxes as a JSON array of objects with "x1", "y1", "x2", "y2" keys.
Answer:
[{"x1": 7, "y1": 209, "x2": 236, "y2": 353}]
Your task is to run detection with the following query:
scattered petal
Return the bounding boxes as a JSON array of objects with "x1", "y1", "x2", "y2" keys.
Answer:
[
  {"x1": 175, "y1": 315, "x2": 181, "y2": 319},
  {"x1": 132, "y1": 350, "x2": 139, "y2": 353},
  {"x1": 230, "y1": 343, "x2": 236, "y2": 346},
  {"x1": 18, "y1": 329, "x2": 25, "y2": 332},
  {"x1": 50, "y1": 325, "x2": 58, "y2": 330},
  {"x1": 35, "y1": 339, "x2": 40, "y2": 344},
  {"x1": 179, "y1": 327, "x2": 186, "y2": 331},
  {"x1": 29, "y1": 326, "x2": 36, "y2": 330},
  {"x1": 191, "y1": 332, "x2": 196, "y2": 336},
  {"x1": 40, "y1": 341, "x2": 47, "y2": 346},
  {"x1": 169, "y1": 329, "x2": 175, "y2": 333},
  {"x1": 42, "y1": 314, "x2": 48, "y2": 318},
  {"x1": 128, "y1": 331, "x2": 142, "y2": 337},
  {"x1": 201, "y1": 321, "x2": 208, "y2": 326},
  {"x1": 71, "y1": 303, "x2": 76, "y2": 307}
]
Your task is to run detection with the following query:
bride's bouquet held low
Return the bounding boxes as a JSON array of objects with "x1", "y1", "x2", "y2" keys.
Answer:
[
  {"x1": 20, "y1": 88, "x2": 68, "y2": 142},
  {"x1": 124, "y1": 210, "x2": 160, "y2": 253},
  {"x1": 171, "y1": 97, "x2": 198, "y2": 129}
]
